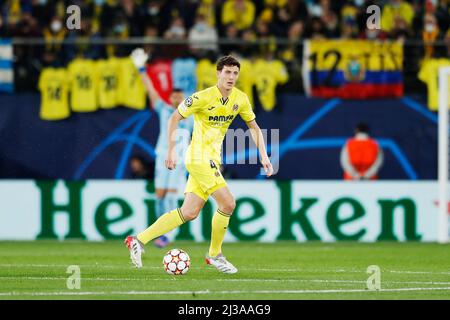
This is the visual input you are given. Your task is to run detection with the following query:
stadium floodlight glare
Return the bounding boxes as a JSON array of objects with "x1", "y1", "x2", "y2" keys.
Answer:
[{"x1": 438, "y1": 66, "x2": 450, "y2": 243}]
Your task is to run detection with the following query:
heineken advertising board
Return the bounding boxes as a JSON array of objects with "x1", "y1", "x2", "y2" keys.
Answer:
[{"x1": 0, "y1": 180, "x2": 442, "y2": 242}]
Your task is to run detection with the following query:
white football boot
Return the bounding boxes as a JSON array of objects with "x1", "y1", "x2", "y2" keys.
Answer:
[
  {"x1": 205, "y1": 253, "x2": 238, "y2": 274},
  {"x1": 124, "y1": 236, "x2": 144, "y2": 268}
]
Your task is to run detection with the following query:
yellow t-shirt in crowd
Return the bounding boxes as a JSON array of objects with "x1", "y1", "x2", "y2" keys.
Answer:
[
  {"x1": 67, "y1": 58, "x2": 98, "y2": 112},
  {"x1": 117, "y1": 57, "x2": 146, "y2": 110},
  {"x1": 38, "y1": 68, "x2": 70, "y2": 120},
  {"x1": 236, "y1": 58, "x2": 254, "y2": 107},
  {"x1": 418, "y1": 58, "x2": 450, "y2": 111},
  {"x1": 96, "y1": 57, "x2": 120, "y2": 109},
  {"x1": 253, "y1": 59, "x2": 288, "y2": 111},
  {"x1": 196, "y1": 59, "x2": 217, "y2": 91}
]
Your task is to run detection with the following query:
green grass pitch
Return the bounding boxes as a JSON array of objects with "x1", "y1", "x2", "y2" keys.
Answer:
[{"x1": 0, "y1": 241, "x2": 449, "y2": 300}]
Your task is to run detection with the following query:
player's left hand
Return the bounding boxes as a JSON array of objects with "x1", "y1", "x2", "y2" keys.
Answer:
[{"x1": 261, "y1": 157, "x2": 274, "y2": 177}]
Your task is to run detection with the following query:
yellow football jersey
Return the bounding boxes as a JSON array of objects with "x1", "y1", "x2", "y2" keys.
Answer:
[
  {"x1": 38, "y1": 68, "x2": 70, "y2": 121},
  {"x1": 253, "y1": 59, "x2": 288, "y2": 111},
  {"x1": 67, "y1": 58, "x2": 98, "y2": 112},
  {"x1": 418, "y1": 58, "x2": 450, "y2": 111},
  {"x1": 235, "y1": 58, "x2": 255, "y2": 107},
  {"x1": 178, "y1": 86, "x2": 256, "y2": 164},
  {"x1": 96, "y1": 57, "x2": 119, "y2": 109},
  {"x1": 196, "y1": 59, "x2": 217, "y2": 91},
  {"x1": 117, "y1": 57, "x2": 146, "y2": 110}
]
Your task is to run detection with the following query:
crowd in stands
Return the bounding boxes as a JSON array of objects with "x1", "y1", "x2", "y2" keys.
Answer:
[{"x1": 0, "y1": 0, "x2": 449, "y2": 91}]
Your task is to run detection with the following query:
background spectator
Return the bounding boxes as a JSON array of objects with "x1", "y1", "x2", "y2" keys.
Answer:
[
  {"x1": 221, "y1": 23, "x2": 240, "y2": 55},
  {"x1": 65, "y1": 18, "x2": 102, "y2": 61},
  {"x1": 188, "y1": 13, "x2": 219, "y2": 54},
  {"x1": 130, "y1": 155, "x2": 153, "y2": 179},
  {"x1": 42, "y1": 16, "x2": 66, "y2": 66},
  {"x1": 381, "y1": 0, "x2": 415, "y2": 34},
  {"x1": 221, "y1": 0, "x2": 256, "y2": 31},
  {"x1": 340, "y1": 123, "x2": 384, "y2": 181},
  {"x1": 163, "y1": 15, "x2": 188, "y2": 59}
]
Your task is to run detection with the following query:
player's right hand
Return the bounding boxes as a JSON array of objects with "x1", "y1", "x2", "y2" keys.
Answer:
[{"x1": 130, "y1": 48, "x2": 149, "y2": 69}]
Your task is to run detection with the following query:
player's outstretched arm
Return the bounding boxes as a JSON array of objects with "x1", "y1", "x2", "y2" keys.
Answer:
[
  {"x1": 246, "y1": 120, "x2": 274, "y2": 177},
  {"x1": 165, "y1": 110, "x2": 184, "y2": 170},
  {"x1": 130, "y1": 48, "x2": 161, "y2": 108}
]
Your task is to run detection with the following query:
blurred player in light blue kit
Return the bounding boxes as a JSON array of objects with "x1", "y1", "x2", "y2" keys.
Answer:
[{"x1": 131, "y1": 48, "x2": 193, "y2": 248}]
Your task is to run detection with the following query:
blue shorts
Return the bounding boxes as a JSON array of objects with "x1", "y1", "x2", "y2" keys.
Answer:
[{"x1": 154, "y1": 155, "x2": 188, "y2": 190}]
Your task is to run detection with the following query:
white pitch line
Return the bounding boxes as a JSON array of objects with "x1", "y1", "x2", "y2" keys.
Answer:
[
  {"x1": 388, "y1": 270, "x2": 450, "y2": 275},
  {"x1": 1, "y1": 287, "x2": 450, "y2": 296},
  {"x1": 1, "y1": 276, "x2": 450, "y2": 286},
  {"x1": 0, "y1": 264, "x2": 449, "y2": 275},
  {"x1": 0, "y1": 264, "x2": 161, "y2": 270}
]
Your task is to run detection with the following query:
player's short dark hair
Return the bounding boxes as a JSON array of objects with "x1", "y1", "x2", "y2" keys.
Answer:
[
  {"x1": 356, "y1": 122, "x2": 370, "y2": 134},
  {"x1": 171, "y1": 88, "x2": 184, "y2": 94},
  {"x1": 216, "y1": 55, "x2": 240, "y2": 71}
]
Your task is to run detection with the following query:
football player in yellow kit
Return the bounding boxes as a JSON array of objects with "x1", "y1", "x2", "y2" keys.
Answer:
[{"x1": 125, "y1": 55, "x2": 274, "y2": 274}]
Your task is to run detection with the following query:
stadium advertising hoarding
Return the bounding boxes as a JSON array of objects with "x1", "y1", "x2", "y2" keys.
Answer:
[{"x1": 0, "y1": 180, "x2": 442, "y2": 242}]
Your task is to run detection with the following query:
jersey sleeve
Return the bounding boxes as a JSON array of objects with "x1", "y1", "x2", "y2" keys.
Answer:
[
  {"x1": 239, "y1": 95, "x2": 256, "y2": 122},
  {"x1": 177, "y1": 93, "x2": 204, "y2": 118}
]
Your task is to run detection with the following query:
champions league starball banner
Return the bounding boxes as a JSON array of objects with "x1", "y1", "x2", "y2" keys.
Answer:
[{"x1": 302, "y1": 40, "x2": 403, "y2": 99}]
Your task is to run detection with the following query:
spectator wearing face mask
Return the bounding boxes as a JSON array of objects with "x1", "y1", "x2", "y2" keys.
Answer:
[
  {"x1": 164, "y1": 16, "x2": 186, "y2": 40},
  {"x1": 42, "y1": 16, "x2": 66, "y2": 65},
  {"x1": 422, "y1": 12, "x2": 441, "y2": 59},
  {"x1": 188, "y1": 14, "x2": 218, "y2": 53},
  {"x1": 163, "y1": 16, "x2": 188, "y2": 59}
]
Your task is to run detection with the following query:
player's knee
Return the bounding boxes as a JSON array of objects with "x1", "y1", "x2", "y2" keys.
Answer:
[
  {"x1": 220, "y1": 198, "x2": 236, "y2": 215},
  {"x1": 182, "y1": 210, "x2": 200, "y2": 221},
  {"x1": 181, "y1": 207, "x2": 201, "y2": 221}
]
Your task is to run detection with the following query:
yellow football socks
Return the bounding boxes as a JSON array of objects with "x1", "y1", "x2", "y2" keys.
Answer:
[
  {"x1": 209, "y1": 209, "x2": 231, "y2": 257},
  {"x1": 137, "y1": 208, "x2": 185, "y2": 245}
]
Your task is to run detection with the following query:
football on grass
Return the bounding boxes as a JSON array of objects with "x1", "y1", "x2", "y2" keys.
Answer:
[{"x1": 163, "y1": 248, "x2": 190, "y2": 275}]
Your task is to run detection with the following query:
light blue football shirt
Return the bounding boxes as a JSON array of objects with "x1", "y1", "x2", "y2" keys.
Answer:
[
  {"x1": 172, "y1": 58, "x2": 197, "y2": 96},
  {"x1": 154, "y1": 99, "x2": 193, "y2": 159}
]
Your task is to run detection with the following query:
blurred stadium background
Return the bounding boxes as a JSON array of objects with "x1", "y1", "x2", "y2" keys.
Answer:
[{"x1": 0, "y1": 0, "x2": 450, "y2": 299}]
